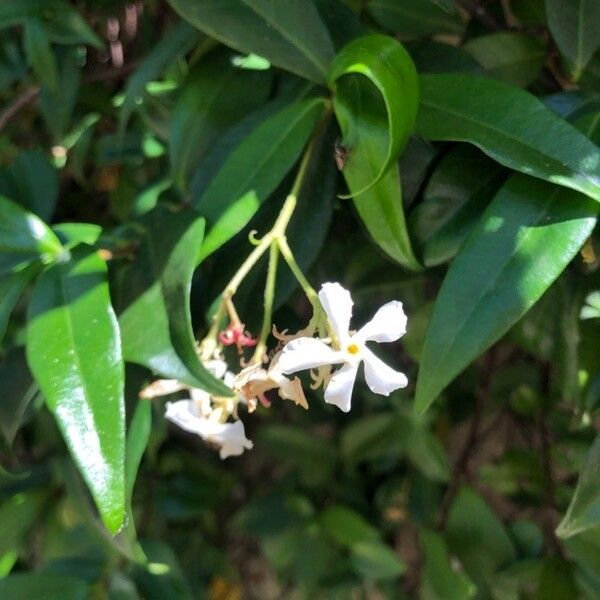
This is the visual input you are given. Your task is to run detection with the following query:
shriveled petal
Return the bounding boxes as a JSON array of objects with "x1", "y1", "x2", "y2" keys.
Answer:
[
  {"x1": 355, "y1": 301, "x2": 407, "y2": 343},
  {"x1": 139, "y1": 379, "x2": 186, "y2": 399},
  {"x1": 362, "y1": 349, "x2": 408, "y2": 396},
  {"x1": 319, "y1": 282, "x2": 353, "y2": 341},
  {"x1": 324, "y1": 362, "x2": 359, "y2": 412},
  {"x1": 279, "y1": 337, "x2": 344, "y2": 374}
]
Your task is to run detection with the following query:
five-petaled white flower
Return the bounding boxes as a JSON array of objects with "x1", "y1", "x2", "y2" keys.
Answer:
[
  {"x1": 278, "y1": 282, "x2": 408, "y2": 412},
  {"x1": 165, "y1": 400, "x2": 253, "y2": 459}
]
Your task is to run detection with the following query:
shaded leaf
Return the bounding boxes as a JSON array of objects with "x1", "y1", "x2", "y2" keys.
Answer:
[
  {"x1": 320, "y1": 505, "x2": 380, "y2": 547},
  {"x1": 0, "y1": 572, "x2": 89, "y2": 600},
  {"x1": 0, "y1": 266, "x2": 38, "y2": 344},
  {"x1": 350, "y1": 540, "x2": 406, "y2": 581},
  {"x1": 166, "y1": 0, "x2": 335, "y2": 83},
  {"x1": 26, "y1": 248, "x2": 125, "y2": 533}
]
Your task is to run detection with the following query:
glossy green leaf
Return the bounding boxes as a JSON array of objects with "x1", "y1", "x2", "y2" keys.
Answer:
[
  {"x1": 0, "y1": 348, "x2": 37, "y2": 445},
  {"x1": 0, "y1": 195, "x2": 63, "y2": 275},
  {"x1": 117, "y1": 206, "x2": 232, "y2": 396},
  {"x1": 557, "y1": 435, "x2": 600, "y2": 538},
  {"x1": 410, "y1": 145, "x2": 505, "y2": 266},
  {"x1": 334, "y1": 75, "x2": 420, "y2": 269},
  {"x1": 415, "y1": 175, "x2": 599, "y2": 413},
  {"x1": 120, "y1": 22, "x2": 200, "y2": 128},
  {"x1": 328, "y1": 34, "x2": 420, "y2": 196},
  {"x1": 170, "y1": 50, "x2": 271, "y2": 191},
  {"x1": 23, "y1": 17, "x2": 59, "y2": 93},
  {"x1": 0, "y1": 572, "x2": 89, "y2": 600},
  {"x1": 196, "y1": 97, "x2": 326, "y2": 262},
  {"x1": 368, "y1": 0, "x2": 464, "y2": 37},
  {"x1": 545, "y1": 0, "x2": 600, "y2": 79},
  {"x1": 52, "y1": 223, "x2": 102, "y2": 249},
  {"x1": 0, "y1": 151, "x2": 58, "y2": 221},
  {"x1": 26, "y1": 248, "x2": 125, "y2": 533},
  {"x1": 166, "y1": 0, "x2": 335, "y2": 83},
  {"x1": 464, "y1": 33, "x2": 546, "y2": 87},
  {"x1": 420, "y1": 530, "x2": 476, "y2": 600},
  {"x1": 416, "y1": 74, "x2": 600, "y2": 202}
]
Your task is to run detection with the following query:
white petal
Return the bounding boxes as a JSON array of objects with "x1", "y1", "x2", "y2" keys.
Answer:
[
  {"x1": 139, "y1": 379, "x2": 186, "y2": 399},
  {"x1": 279, "y1": 337, "x2": 344, "y2": 374},
  {"x1": 215, "y1": 420, "x2": 253, "y2": 459},
  {"x1": 355, "y1": 301, "x2": 407, "y2": 343},
  {"x1": 362, "y1": 349, "x2": 408, "y2": 396},
  {"x1": 205, "y1": 359, "x2": 228, "y2": 379},
  {"x1": 319, "y1": 282, "x2": 353, "y2": 341},
  {"x1": 324, "y1": 363, "x2": 359, "y2": 412},
  {"x1": 165, "y1": 399, "x2": 208, "y2": 435}
]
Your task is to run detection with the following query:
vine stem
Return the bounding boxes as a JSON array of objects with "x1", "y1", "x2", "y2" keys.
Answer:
[{"x1": 253, "y1": 243, "x2": 280, "y2": 363}]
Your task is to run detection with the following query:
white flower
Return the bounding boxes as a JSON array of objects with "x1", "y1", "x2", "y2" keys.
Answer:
[
  {"x1": 165, "y1": 400, "x2": 253, "y2": 459},
  {"x1": 278, "y1": 282, "x2": 408, "y2": 412}
]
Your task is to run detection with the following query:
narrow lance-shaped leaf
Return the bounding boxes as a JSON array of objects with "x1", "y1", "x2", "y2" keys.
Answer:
[
  {"x1": 0, "y1": 266, "x2": 38, "y2": 344},
  {"x1": 166, "y1": 0, "x2": 334, "y2": 83},
  {"x1": 0, "y1": 195, "x2": 63, "y2": 276},
  {"x1": 195, "y1": 97, "x2": 327, "y2": 263},
  {"x1": 333, "y1": 73, "x2": 421, "y2": 269},
  {"x1": 117, "y1": 206, "x2": 232, "y2": 397},
  {"x1": 26, "y1": 248, "x2": 125, "y2": 533},
  {"x1": 120, "y1": 21, "x2": 201, "y2": 129},
  {"x1": 416, "y1": 74, "x2": 600, "y2": 202},
  {"x1": 328, "y1": 34, "x2": 420, "y2": 196},
  {"x1": 545, "y1": 0, "x2": 600, "y2": 80},
  {"x1": 415, "y1": 174, "x2": 599, "y2": 413}
]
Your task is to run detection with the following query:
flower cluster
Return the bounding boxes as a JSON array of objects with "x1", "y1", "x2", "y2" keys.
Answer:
[{"x1": 140, "y1": 283, "x2": 408, "y2": 459}]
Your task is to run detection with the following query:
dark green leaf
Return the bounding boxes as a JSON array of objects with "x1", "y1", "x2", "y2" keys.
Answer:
[
  {"x1": 350, "y1": 540, "x2": 407, "y2": 581},
  {"x1": 0, "y1": 196, "x2": 63, "y2": 276},
  {"x1": 24, "y1": 17, "x2": 59, "y2": 93},
  {"x1": 420, "y1": 529, "x2": 476, "y2": 600},
  {"x1": 0, "y1": 151, "x2": 58, "y2": 221},
  {"x1": 170, "y1": 50, "x2": 271, "y2": 190},
  {"x1": 334, "y1": 75, "x2": 420, "y2": 269},
  {"x1": 368, "y1": 0, "x2": 464, "y2": 37},
  {"x1": 406, "y1": 40, "x2": 484, "y2": 75},
  {"x1": 120, "y1": 22, "x2": 200, "y2": 128},
  {"x1": 125, "y1": 400, "x2": 152, "y2": 503},
  {"x1": 464, "y1": 33, "x2": 546, "y2": 87},
  {"x1": 416, "y1": 74, "x2": 600, "y2": 202},
  {"x1": 195, "y1": 98, "x2": 326, "y2": 262},
  {"x1": 556, "y1": 434, "x2": 600, "y2": 538},
  {"x1": 0, "y1": 572, "x2": 89, "y2": 600},
  {"x1": 26, "y1": 248, "x2": 125, "y2": 533},
  {"x1": 0, "y1": 348, "x2": 37, "y2": 445},
  {"x1": 117, "y1": 206, "x2": 232, "y2": 396},
  {"x1": 415, "y1": 175, "x2": 599, "y2": 413},
  {"x1": 410, "y1": 145, "x2": 505, "y2": 266},
  {"x1": 545, "y1": 0, "x2": 600, "y2": 79},
  {"x1": 329, "y1": 34, "x2": 420, "y2": 196},
  {"x1": 166, "y1": 0, "x2": 335, "y2": 83},
  {"x1": 320, "y1": 505, "x2": 380, "y2": 547},
  {"x1": 0, "y1": 266, "x2": 37, "y2": 343},
  {"x1": 0, "y1": 491, "x2": 45, "y2": 557},
  {"x1": 535, "y1": 556, "x2": 578, "y2": 600}
]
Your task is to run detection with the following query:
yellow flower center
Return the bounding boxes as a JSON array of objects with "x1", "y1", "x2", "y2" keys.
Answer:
[{"x1": 347, "y1": 343, "x2": 360, "y2": 355}]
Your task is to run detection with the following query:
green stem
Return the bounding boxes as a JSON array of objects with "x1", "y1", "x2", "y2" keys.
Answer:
[
  {"x1": 277, "y1": 236, "x2": 318, "y2": 305},
  {"x1": 253, "y1": 243, "x2": 280, "y2": 363}
]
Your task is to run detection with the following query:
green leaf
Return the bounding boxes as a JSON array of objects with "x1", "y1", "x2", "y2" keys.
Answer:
[
  {"x1": 545, "y1": 0, "x2": 600, "y2": 80},
  {"x1": 166, "y1": 0, "x2": 335, "y2": 83},
  {"x1": 125, "y1": 400, "x2": 152, "y2": 504},
  {"x1": 0, "y1": 195, "x2": 63, "y2": 276},
  {"x1": 24, "y1": 17, "x2": 59, "y2": 93},
  {"x1": 557, "y1": 435, "x2": 600, "y2": 538},
  {"x1": 464, "y1": 33, "x2": 546, "y2": 87},
  {"x1": 334, "y1": 75, "x2": 420, "y2": 269},
  {"x1": 0, "y1": 266, "x2": 37, "y2": 344},
  {"x1": 52, "y1": 223, "x2": 102, "y2": 249},
  {"x1": 328, "y1": 34, "x2": 420, "y2": 197},
  {"x1": 170, "y1": 50, "x2": 271, "y2": 191},
  {"x1": 117, "y1": 206, "x2": 232, "y2": 396},
  {"x1": 410, "y1": 145, "x2": 505, "y2": 267},
  {"x1": 0, "y1": 151, "x2": 58, "y2": 221},
  {"x1": 0, "y1": 573, "x2": 89, "y2": 600},
  {"x1": 26, "y1": 248, "x2": 125, "y2": 533},
  {"x1": 535, "y1": 556, "x2": 578, "y2": 600},
  {"x1": 350, "y1": 540, "x2": 407, "y2": 581},
  {"x1": 416, "y1": 74, "x2": 600, "y2": 202},
  {"x1": 368, "y1": 0, "x2": 464, "y2": 37},
  {"x1": 446, "y1": 487, "x2": 516, "y2": 588},
  {"x1": 120, "y1": 22, "x2": 200, "y2": 128},
  {"x1": 195, "y1": 97, "x2": 326, "y2": 262},
  {"x1": 420, "y1": 530, "x2": 476, "y2": 600},
  {"x1": 320, "y1": 505, "x2": 380, "y2": 547},
  {"x1": 0, "y1": 348, "x2": 37, "y2": 446},
  {"x1": 415, "y1": 175, "x2": 599, "y2": 413},
  {"x1": 0, "y1": 491, "x2": 46, "y2": 557}
]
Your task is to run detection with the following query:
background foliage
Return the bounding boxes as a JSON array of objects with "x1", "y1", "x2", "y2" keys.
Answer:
[{"x1": 0, "y1": 0, "x2": 599, "y2": 598}]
